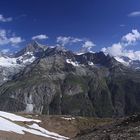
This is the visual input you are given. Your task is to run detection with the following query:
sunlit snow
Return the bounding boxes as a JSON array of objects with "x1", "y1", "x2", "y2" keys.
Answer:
[
  {"x1": 115, "y1": 56, "x2": 130, "y2": 66},
  {"x1": 66, "y1": 59, "x2": 79, "y2": 66},
  {"x1": 0, "y1": 111, "x2": 69, "y2": 140}
]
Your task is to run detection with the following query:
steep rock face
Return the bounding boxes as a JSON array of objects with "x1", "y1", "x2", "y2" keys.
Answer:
[
  {"x1": 14, "y1": 41, "x2": 46, "y2": 57},
  {"x1": 108, "y1": 74, "x2": 140, "y2": 117},
  {"x1": 0, "y1": 45, "x2": 140, "y2": 117}
]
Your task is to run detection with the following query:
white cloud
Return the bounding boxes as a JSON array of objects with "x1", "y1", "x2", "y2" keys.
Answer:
[
  {"x1": 128, "y1": 11, "x2": 140, "y2": 17},
  {"x1": 122, "y1": 29, "x2": 140, "y2": 45},
  {"x1": 32, "y1": 34, "x2": 48, "y2": 40},
  {"x1": 57, "y1": 36, "x2": 82, "y2": 46},
  {"x1": 0, "y1": 14, "x2": 12, "y2": 22},
  {"x1": 101, "y1": 43, "x2": 122, "y2": 57},
  {"x1": 123, "y1": 50, "x2": 140, "y2": 60},
  {"x1": 101, "y1": 29, "x2": 140, "y2": 61},
  {"x1": 0, "y1": 29, "x2": 24, "y2": 46},
  {"x1": 57, "y1": 36, "x2": 95, "y2": 53},
  {"x1": 82, "y1": 41, "x2": 95, "y2": 51},
  {"x1": 1, "y1": 49, "x2": 10, "y2": 54},
  {"x1": 102, "y1": 44, "x2": 140, "y2": 60},
  {"x1": 9, "y1": 37, "x2": 23, "y2": 46},
  {"x1": 77, "y1": 40, "x2": 96, "y2": 54}
]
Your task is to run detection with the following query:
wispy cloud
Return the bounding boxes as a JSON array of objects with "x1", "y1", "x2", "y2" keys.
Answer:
[
  {"x1": 120, "y1": 24, "x2": 126, "y2": 27},
  {"x1": 56, "y1": 36, "x2": 95, "y2": 53},
  {"x1": 1, "y1": 49, "x2": 10, "y2": 54},
  {"x1": 0, "y1": 14, "x2": 12, "y2": 22},
  {"x1": 32, "y1": 34, "x2": 48, "y2": 40},
  {"x1": 56, "y1": 36, "x2": 82, "y2": 46},
  {"x1": 9, "y1": 37, "x2": 24, "y2": 46},
  {"x1": 128, "y1": 11, "x2": 140, "y2": 17},
  {"x1": 0, "y1": 29, "x2": 24, "y2": 46}
]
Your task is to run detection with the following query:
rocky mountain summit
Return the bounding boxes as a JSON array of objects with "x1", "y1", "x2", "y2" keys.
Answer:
[{"x1": 0, "y1": 41, "x2": 140, "y2": 117}]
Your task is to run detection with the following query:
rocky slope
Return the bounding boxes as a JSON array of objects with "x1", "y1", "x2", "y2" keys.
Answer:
[
  {"x1": 1, "y1": 111, "x2": 140, "y2": 140},
  {"x1": 73, "y1": 114, "x2": 140, "y2": 140},
  {"x1": 0, "y1": 110, "x2": 114, "y2": 140},
  {"x1": 0, "y1": 42, "x2": 140, "y2": 117}
]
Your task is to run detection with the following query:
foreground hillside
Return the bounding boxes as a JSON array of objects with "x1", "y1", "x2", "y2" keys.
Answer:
[
  {"x1": 0, "y1": 111, "x2": 140, "y2": 140},
  {"x1": 0, "y1": 111, "x2": 113, "y2": 140}
]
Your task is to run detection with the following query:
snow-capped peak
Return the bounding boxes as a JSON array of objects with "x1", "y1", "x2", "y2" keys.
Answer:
[{"x1": 114, "y1": 56, "x2": 140, "y2": 69}]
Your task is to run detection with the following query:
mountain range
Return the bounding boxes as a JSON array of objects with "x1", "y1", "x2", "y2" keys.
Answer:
[{"x1": 0, "y1": 41, "x2": 140, "y2": 117}]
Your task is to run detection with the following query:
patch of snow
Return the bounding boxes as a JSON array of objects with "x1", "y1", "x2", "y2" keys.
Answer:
[
  {"x1": 10, "y1": 95, "x2": 15, "y2": 99},
  {"x1": 61, "y1": 117, "x2": 75, "y2": 121},
  {"x1": 26, "y1": 103, "x2": 34, "y2": 113},
  {"x1": 28, "y1": 123, "x2": 69, "y2": 140},
  {"x1": 76, "y1": 51, "x2": 95, "y2": 55},
  {"x1": 29, "y1": 94, "x2": 32, "y2": 101},
  {"x1": 0, "y1": 117, "x2": 68, "y2": 140},
  {"x1": 66, "y1": 59, "x2": 79, "y2": 66},
  {"x1": 23, "y1": 56, "x2": 36, "y2": 64},
  {"x1": 0, "y1": 57, "x2": 19, "y2": 67},
  {"x1": 0, "y1": 111, "x2": 69, "y2": 140},
  {"x1": 24, "y1": 51, "x2": 33, "y2": 55},
  {"x1": 89, "y1": 51, "x2": 95, "y2": 54},
  {"x1": 17, "y1": 54, "x2": 36, "y2": 65},
  {"x1": 0, "y1": 51, "x2": 36, "y2": 68},
  {"x1": 49, "y1": 46, "x2": 55, "y2": 49},
  {"x1": 88, "y1": 61, "x2": 94, "y2": 66},
  {"x1": 76, "y1": 52, "x2": 85, "y2": 55},
  {"x1": 25, "y1": 94, "x2": 34, "y2": 113},
  {"x1": 0, "y1": 116, "x2": 25, "y2": 134},
  {"x1": 115, "y1": 56, "x2": 130, "y2": 66},
  {"x1": 0, "y1": 111, "x2": 40, "y2": 122},
  {"x1": 3, "y1": 77, "x2": 8, "y2": 81}
]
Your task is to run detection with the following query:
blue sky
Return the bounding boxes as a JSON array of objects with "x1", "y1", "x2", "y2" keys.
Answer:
[{"x1": 0, "y1": 0, "x2": 140, "y2": 56}]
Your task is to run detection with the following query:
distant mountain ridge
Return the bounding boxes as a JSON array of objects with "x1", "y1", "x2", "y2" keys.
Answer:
[{"x1": 0, "y1": 41, "x2": 140, "y2": 117}]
